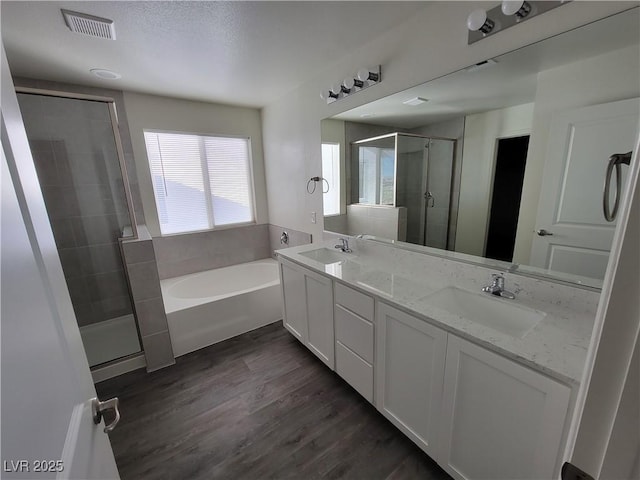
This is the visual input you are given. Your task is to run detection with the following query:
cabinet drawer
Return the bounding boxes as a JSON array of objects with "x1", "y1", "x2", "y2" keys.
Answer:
[
  {"x1": 336, "y1": 341, "x2": 373, "y2": 402},
  {"x1": 335, "y1": 304, "x2": 374, "y2": 363},
  {"x1": 335, "y1": 283, "x2": 374, "y2": 321}
]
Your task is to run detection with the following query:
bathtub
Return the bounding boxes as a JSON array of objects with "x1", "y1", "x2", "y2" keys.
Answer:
[{"x1": 160, "y1": 258, "x2": 282, "y2": 357}]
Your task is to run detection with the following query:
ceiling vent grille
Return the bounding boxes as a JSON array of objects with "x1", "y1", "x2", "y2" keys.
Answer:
[{"x1": 62, "y1": 9, "x2": 116, "y2": 40}]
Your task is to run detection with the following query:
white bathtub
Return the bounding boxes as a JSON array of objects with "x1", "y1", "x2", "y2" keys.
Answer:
[{"x1": 160, "y1": 258, "x2": 282, "y2": 357}]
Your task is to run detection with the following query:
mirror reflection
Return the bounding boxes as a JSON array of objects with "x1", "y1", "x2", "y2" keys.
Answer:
[{"x1": 321, "y1": 9, "x2": 639, "y2": 286}]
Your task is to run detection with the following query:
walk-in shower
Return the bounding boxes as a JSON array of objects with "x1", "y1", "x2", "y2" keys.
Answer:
[
  {"x1": 351, "y1": 132, "x2": 456, "y2": 249},
  {"x1": 17, "y1": 90, "x2": 141, "y2": 367}
]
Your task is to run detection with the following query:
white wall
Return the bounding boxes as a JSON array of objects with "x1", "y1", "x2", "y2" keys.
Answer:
[
  {"x1": 123, "y1": 91, "x2": 269, "y2": 236},
  {"x1": 513, "y1": 43, "x2": 640, "y2": 263},
  {"x1": 455, "y1": 103, "x2": 534, "y2": 257},
  {"x1": 261, "y1": 2, "x2": 631, "y2": 244}
]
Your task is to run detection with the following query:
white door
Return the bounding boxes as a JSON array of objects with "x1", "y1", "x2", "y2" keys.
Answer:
[
  {"x1": 279, "y1": 261, "x2": 308, "y2": 342},
  {"x1": 439, "y1": 335, "x2": 571, "y2": 480},
  {"x1": 530, "y1": 98, "x2": 639, "y2": 279},
  {"x1": 375, "y1": 302, "x2": 447, "y2": 459},
  {"x1": 2, "y1": 46, "x2": 120, "y2": 479},
  {"x1": 305, "y1": 271, "x2": 334, "y2": 369}
]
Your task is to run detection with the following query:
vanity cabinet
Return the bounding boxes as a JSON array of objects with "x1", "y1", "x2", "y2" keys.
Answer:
[
  {"x1": 334, "y1": 283, "x2": 375, "y2": 402},
  {"x1": 279, "y1": 256, "x2": 573, "y2": 479},
  {"x1": 439, "y1": 335, "x2": 571, "y2": 480},
  {"x1": 375, "y1": 302, "x2": 447, "y2": 458},
  {"x1": 279, "y1": 259, "x2": 334, "y2": 369}
]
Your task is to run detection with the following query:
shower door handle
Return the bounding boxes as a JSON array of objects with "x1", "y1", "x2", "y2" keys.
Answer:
[
  {"x1": 92, "y1": 396, "x2": 120, "y2": 433},
  {"x1": 425, "y1": 191, "x2": 435, "y2": 207}
]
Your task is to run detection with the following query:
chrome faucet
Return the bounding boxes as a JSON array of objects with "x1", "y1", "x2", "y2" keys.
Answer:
[
  {"x1": 334, "y1": 238, "x2": 352, "y2": 253},
  {"x1": 482, "y1": 273, "x2": 516, "y2": 299}
]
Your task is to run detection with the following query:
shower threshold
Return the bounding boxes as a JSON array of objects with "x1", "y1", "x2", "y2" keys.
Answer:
[{"x1": 80, "y1": 314, "x2": 141, "y2": 367}]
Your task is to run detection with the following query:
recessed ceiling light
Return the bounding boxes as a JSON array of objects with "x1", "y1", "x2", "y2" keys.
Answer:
[
  {"x1": 360, "y1": 113, "x2": 376, "y2": 118},
  {"x1": 403, "y1": 97, "x2": 429, "y2": 106},
  {"x1": 90, "y1": 68, "x2": 121, "y2": 80}
]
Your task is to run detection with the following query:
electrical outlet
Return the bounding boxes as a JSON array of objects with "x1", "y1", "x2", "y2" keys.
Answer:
[{"x1": 311, "y1": 212, "x2": 316, "y2": 224}]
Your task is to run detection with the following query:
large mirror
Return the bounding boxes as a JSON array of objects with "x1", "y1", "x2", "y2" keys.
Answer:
[{"x1": 321, "y1": 9, "x2": 639, "y2": 288}]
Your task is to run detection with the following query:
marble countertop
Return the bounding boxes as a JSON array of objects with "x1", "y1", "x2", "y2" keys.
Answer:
[{"x1": 276, "y1": 240, "x2": 599, "y2": 386}]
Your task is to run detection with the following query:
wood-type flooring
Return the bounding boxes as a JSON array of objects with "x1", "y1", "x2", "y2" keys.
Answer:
[{"x1": 96, "y1": 322, "x2": 453, "y2": 480}]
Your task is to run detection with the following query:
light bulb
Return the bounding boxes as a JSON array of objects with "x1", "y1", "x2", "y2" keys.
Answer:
[
  {"x1": 501, "y1": 1, "x2": 530, "y2": 18},
  {"x1": 330, "y1": 83, "x2": 342, "y2": 96},
  {"x1": 343, "y1": 77, "x2": 355, "y2": 90},
  {"x1": 357, "y1": 68, "x2": 379, "y2": 83},
  {"x1": 466, "y1": 9, "x2": 494, "y2": 33}
]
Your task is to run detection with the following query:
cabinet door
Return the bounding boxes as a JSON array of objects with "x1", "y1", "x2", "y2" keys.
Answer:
[
  {"x1": 305, "y1": 271, "x2": 334, "y2": 369},
  {"x1": 440, "y1": 335, "x2": 571, "y2": 480},
  {"x1": 376, "y1": 302, "x2": 447, "y2": 458},
  {"x1": 280, "y1": 262, "x2": 307, "y2": 342}
]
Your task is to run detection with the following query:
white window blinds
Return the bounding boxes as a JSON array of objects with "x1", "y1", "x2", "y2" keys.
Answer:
[{"x1": 144, "y1": 131, "x2": 254, "y2": 235}]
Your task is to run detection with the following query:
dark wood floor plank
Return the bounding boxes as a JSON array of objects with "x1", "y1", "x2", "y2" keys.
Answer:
[{"x1": 96, "y1": 322, "x2": 452, "y2": 480}]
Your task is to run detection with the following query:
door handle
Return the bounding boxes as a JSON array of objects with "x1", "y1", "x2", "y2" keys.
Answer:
[
  {"x1": 603, "y1": 152, "x2": 632, "y2": 222},
  {"x1": 536, "y1": 229, "x2": 553, "y2": 236},
  {"x1": 425, "y1": 191, "x2": 435, "y2": 208},
  {"x1": 91, "y1": 397, "x2": 120, "y2": 433}
]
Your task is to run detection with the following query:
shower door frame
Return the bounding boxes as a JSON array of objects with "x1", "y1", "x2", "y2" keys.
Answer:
[{"x1": 15, "y1": 87, "x2": 139, "y2": 239}]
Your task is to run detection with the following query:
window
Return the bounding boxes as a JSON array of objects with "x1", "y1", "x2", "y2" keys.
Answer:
[
  {"x1": 144, "y1": 131, "x2": 254, "y2": 235},
  {"x1": 321, "y1": 143, "x2": 341, "y2": 216},
  {"x1": 358, "y1": 146, "x2": 395, "y2": 205}
]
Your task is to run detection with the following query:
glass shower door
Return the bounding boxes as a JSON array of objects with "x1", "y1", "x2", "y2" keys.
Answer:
[{"x1": 17, "y1": 92, "x2": 141, "y2": 367}]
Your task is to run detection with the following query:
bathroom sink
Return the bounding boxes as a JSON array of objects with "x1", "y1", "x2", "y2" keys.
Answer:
[
  {"x1": 422, "y1": 286, "x2": 545, "y2": 338},
  {"x1": 298, "y1": 248, "x2": 355, "y2": 265}
]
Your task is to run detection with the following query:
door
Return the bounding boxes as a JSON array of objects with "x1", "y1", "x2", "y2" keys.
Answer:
[
  {"x1": 280, "y1": 261, "x2": 308, "y2": 342},
  {"x1": 439, "y1": 335, "x2": 571, "y2": 480},
  {"x1": 305, "y1": 271, "x2": 334, "y2": 368},
  {"x1": 2, "y1": 47, "x2": 119, "y2": 479},
  {"x1": 530, "y1": 98, "x2": 639, "y2": 279},
  {"x1": 375, "y1": 302, "x2": 447, "y2": 458}
]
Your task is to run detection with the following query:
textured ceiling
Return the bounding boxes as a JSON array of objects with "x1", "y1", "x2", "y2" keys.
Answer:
[{"x1": 1, "y1": 1, "x2": 428, "y2": 108}]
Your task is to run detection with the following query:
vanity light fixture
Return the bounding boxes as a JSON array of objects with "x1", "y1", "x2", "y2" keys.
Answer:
[
  {"x1": 467, "y1": 1, "x2": 568, "y2": 45},
  {"x1": 321, "y1": 66, "x2": 381, "y2": 105}
]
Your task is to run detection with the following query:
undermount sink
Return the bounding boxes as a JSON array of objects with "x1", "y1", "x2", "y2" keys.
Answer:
[
  {"x1": 298, "y1": 247, "x2": 355, "y2": 265},
  {"x1": 422, "y1": 286, "x2": 545, "y2": 338}
]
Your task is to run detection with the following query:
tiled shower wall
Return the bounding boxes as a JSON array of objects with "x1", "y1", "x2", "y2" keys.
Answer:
[{"x1": 17, "y1": 93, "x2": 134, "y2": 327}]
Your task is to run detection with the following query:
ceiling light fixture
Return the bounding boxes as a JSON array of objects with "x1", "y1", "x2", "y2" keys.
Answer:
[
  {"x1": 321, "y1": 66, "x2": 381, "y2": 105},
  {"x1": 90, "y1": 68, "x2": 121, "y2": 80}
]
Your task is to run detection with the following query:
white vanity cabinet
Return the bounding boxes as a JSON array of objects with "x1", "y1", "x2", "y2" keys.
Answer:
[
  {"x1": 279, "y1": 254, "x2": 574, "y2": 480},
  {"x1": 334, "y1": 283, "x2": 375, "y2": 402},
  {"x1": 375, "y1": 302, "x2": 447, "y2": 458},
  {"x1": 438, "y1": 335, "x2": 572, "y2": 480},
  {"x1": 279, "y1": 259, "x2": 334, "y2": 369}
]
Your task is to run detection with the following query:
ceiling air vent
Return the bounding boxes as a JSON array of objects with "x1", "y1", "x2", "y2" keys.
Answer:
[{"x1": 61, "y1": 9, "x2": 116, "y2": 40}]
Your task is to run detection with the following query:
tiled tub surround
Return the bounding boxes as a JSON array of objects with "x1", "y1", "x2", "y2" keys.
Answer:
[
  {"x1": 152, "y1": 224, "x2": 271, "y2": 280},
  {"x1": 277, "y1": 238, "x2": 599, "y2": 385},
  {"x1": 121, "y1": 226, "x2": 175, "y2": 371},
  {"x1": 268, "y1": 224, "x2": 312, "y2": 256}
]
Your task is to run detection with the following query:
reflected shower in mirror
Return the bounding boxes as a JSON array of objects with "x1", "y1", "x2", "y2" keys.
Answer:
[{"x1": 321, "y1": 8, "x2": 640, "y2": 286}]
